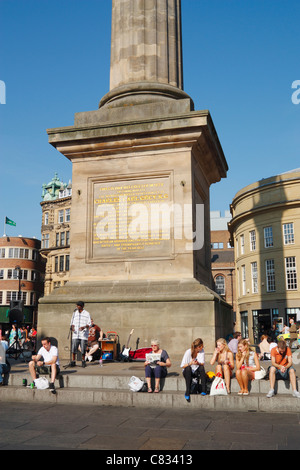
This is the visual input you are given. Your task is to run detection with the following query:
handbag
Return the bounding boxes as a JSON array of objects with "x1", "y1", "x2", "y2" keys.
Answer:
[
  {"x1": 209, "y1": 373, "x2": 228, "y2": 396},
  {"x1": 34, "y1": 377, "x2": 49, "y2": 390},
  {"x1": 128, "y1": 376, "x2": 145, "y2": 392},
  {"x1": 254, "y1": 366, "x2": 266, "y2": 380}
]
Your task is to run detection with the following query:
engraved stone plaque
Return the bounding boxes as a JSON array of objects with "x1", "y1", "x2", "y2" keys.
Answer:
[{"x1": 90, "y1": 175, "x2": 173, "y2": 260}]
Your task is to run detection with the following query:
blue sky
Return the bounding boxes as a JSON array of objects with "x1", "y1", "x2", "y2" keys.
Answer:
[{"x1": 1, "y1": 0, "x2": 299, "y2": 239}]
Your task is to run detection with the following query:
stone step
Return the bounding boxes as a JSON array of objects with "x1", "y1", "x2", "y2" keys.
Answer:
[
  {"x1": 8, "y1": 371, "x2": 300, "y2": 395},
  {"x1": 1, "y1": 384, "x2": 300, "y2": 413}
]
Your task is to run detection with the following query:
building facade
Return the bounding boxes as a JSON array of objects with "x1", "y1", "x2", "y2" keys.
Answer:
[
  {"x1": 228, "y1": 169, "x2": 300, "y2": 343},
  {"x1": 0, "y1": 236, "x2": 45, "y2": 327},
  {"x1": 210, "y1": 211, "x2": 236, "y2": 314},
  {"x1": 40, "y1": 174, "x2": 72, "y2": 294}
]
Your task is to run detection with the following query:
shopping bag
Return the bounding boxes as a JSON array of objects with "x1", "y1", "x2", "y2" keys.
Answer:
[
  {"x1": 128, "y1": 376, "x2": 145, "y2": 392},
  {"x1": 34, "y1": 377, "x2": 49, "y2": 390},
  {"x1": 254, "y1": 367, "x2": 266, "y2": 380},
  {"x1": 209, "y1": 373, "x2": 228, "y2": 396}
]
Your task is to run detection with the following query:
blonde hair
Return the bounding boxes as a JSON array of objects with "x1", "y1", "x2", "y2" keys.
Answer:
[
  {"x1": 236, "y1": 339, "x2": 250, "y2": 365},
  {"x1": 216, "y1": 338, "x2": 229, "y2": 352},
  {"x1": 191, "y1": 338, "x2": 203, "y2": 358},
  {"x1": 151, "y1": 339, "x2": 159, "y2": 346}
]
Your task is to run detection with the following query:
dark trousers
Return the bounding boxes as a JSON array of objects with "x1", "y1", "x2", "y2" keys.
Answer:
[
  {"x1": 183, "y1": 365, "x2": 206, "y2": 395},
  {"x1": 145, "y1": 364, "x2": 167, "y2": 379},
  {"x1": 0, "y1": 363, "x2": 10, "y2": 384}
]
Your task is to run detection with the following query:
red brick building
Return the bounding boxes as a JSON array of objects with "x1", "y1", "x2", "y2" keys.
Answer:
[{"x1": 0, "y1": 236, "x2": 45, "y2": 328}]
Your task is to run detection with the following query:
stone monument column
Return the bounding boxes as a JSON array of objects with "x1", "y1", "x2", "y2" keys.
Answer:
[
  {"x1": 100, "y1": 0, "x2": 191, "y2": 108},
  {"x1": 40, "y1": 0, "x2": 232, "y2": 359}
]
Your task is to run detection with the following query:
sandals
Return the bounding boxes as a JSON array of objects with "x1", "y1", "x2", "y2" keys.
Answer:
[{"x1": 147, "y1": 387, "x2": 160, "y2": 393}]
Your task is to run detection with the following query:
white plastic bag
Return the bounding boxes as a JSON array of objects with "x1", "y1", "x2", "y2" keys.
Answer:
[
  {"x1": 210, "y1": 374, "x2": 228, "y2": 396},
  {"x1": 128, "y1": 376, "x2": 144, "y2": 392},
  {"x1": 34, "y1": 377, "x2": 49, "y2": 390},
  {"x1": 254, "y1": 366, "x2": 266, "y2": 380}
]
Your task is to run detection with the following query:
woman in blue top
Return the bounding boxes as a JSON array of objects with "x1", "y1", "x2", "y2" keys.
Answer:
[
  {"x1": 144, "y1": 339, "x2": 171, "y2": 393},
  {"x1": 9, "y1": 324, "x2": 22, "y2": 346}
]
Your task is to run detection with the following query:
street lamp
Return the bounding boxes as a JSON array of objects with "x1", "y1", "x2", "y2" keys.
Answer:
[{"x1": 14, "y1": 265, "x2": 22, "y2": 300}]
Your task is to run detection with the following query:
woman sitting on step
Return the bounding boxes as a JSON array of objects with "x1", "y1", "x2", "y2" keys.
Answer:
[
  {"x1": 235, "y1": 339, "x2": 260, "y2": 396},
  {"x1": 144, "y1": 339, "x2": 171, "y2": 393},
  {"x1": 210, "y1": 338, "x2": 234, "y2": 394},
  {"x1": 180, "y1": 338, "x2": 207, "y2": 402}
]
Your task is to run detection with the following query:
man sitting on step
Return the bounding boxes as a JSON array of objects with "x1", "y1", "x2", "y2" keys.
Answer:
[
  {"x1": 266, "y1": 340, "x2": 300, "y2": 398},
  {"x1": 28, "y1": 337, "x2": 60, "y2": 394}
]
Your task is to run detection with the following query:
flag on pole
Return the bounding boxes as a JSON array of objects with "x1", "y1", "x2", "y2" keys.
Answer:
[{"x1": 5, "y1": 217, "x2": 16, "y2": 226}]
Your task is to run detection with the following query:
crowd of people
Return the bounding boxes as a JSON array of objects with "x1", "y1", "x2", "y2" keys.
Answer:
[
  {"x1": 1, "y1": 301, "x2": 299, "y2": 400},
  {"x1": 1, "y1": 324, "x2": 37, "y2": 354}
]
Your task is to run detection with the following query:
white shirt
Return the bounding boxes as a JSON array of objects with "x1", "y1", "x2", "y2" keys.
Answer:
[
  {"x1": 38, "y1": 345, "x2": 59, "y2": 366},
  {"x1": 70, "y1": 309, "x2": 92, "y2": 340},
  {"x1": 0, "y1": 340, "x2": 8, "y2": 365},
  {"x1": 181, "y1": 348, "x2": 205, "y2": 373}
]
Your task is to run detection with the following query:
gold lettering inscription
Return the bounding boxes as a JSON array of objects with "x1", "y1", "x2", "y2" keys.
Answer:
[{"x1": 92, "y1": 178, "x2": 171, "y2": 258}]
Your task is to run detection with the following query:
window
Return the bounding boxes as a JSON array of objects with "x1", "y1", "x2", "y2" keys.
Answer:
[
  {"x1": 0, "y1": 291, "x2": 2, "y2": 304},
  {"x1": 264, "y1": 226, "x2": 273, "y2": 248},
  {"x1": 60, "y1": 232, "x2": 65, "y2": 246},
  {"x1": 42, "y1": 233, "x2": 49, "y2": 249},
  {"x1": 0, "y1": 248, "x2": 5, "y2": 258},
  {"x1": 31, "y1": 271, "x2": 39, "y2": 281},
  {"x1": 65, "y1": 208, "x2": 71, "y2": 222},
  {"x1": 7, "y1": 269, "x2": 28, "y2": 280},
  {"x1": 250, "y1": 230, "x2": 256, "y2": 251},
  {"x1": 283, "y1": 223, "x2": 294, "y2": 245},
  {"x1": 251, "y1": 262, "x2": 258, "y2": 293},
  {"x1": 240, "y1": 311, "x2": 249, "y2": 339},
  {"x1": 285, "y1": 256, "x2": 297, "y2": 290},
  {"x1": 215, "y1": 275, "x2": 225, "y2": 296},
  {"x1": 59, "y1": 256, "x2": 64, "y2": 272},
  {"x1": 7, "y1": 269, "x2": 19, "y2": 280},
  {"x1": 54, "y1": 255, "x2": 69, "y2": 272},
  {"x1": 30, "y1": 292, "x2": 36, "y2": 306},
  {"x1": 211, "y1": 242, "x2": 224, "y2": 249},
  {"x1": 0, "y1": 270, "x2": 3, "y2": 280},
  {"x1": 66, "y1": 231, "x2": 70, "y2": 245},
  {"x1": 266, "y1": 259, "x2": 276, "y2": 292},
  {"x1": 58, "y1": 210, "x2": 64, "y2": 224},
  {"x1": 242, "y1": 265, "x2": 246, "y2": 295},
  {"x1": 6, "y1": 291, "x2": 26, "y2": 304},
  {"x1": 44, "y1": 212, "x2": 49, "y2": 225},
  {"x1": 240, "y1": 235, "x2": 245, "y2": 255},
  {"x1": 56, "y1": 233, "x2": 60, "y2": 247}
]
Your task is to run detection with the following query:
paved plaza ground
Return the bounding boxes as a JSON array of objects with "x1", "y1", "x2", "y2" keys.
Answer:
[{"x1": 0, "y1": 401, "x2": 299, "y2": 451}]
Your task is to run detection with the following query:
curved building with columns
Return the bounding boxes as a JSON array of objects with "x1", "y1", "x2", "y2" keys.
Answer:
[{"x1": 228, "y1": 168, "x2": 300, "y2": 343}]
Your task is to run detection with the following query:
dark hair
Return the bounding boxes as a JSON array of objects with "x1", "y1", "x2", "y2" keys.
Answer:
[
  {"x1": 277, "y1": 340, "x2": 287, "y2": 350},
  {"x1": 41, "y1": 337, "x2": 51, "y2": 344}
]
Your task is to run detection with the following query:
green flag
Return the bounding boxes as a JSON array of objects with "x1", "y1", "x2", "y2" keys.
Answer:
[{"x1": 5, "y1": 217, "x2": 16, "y2": 226}]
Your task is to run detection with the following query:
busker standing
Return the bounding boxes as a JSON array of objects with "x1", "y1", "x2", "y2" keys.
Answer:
[{"x1": 70, "y1": 301, "x2": 92, "y2": 368}]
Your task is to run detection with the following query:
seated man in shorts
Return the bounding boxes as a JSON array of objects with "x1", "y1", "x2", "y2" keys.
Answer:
[
  {"x1": 28, "y1": 337, "x2": 60, "y2": 394},
  {"x1": 266, "y1": 340, "x2": 300, "y2": 398}
]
